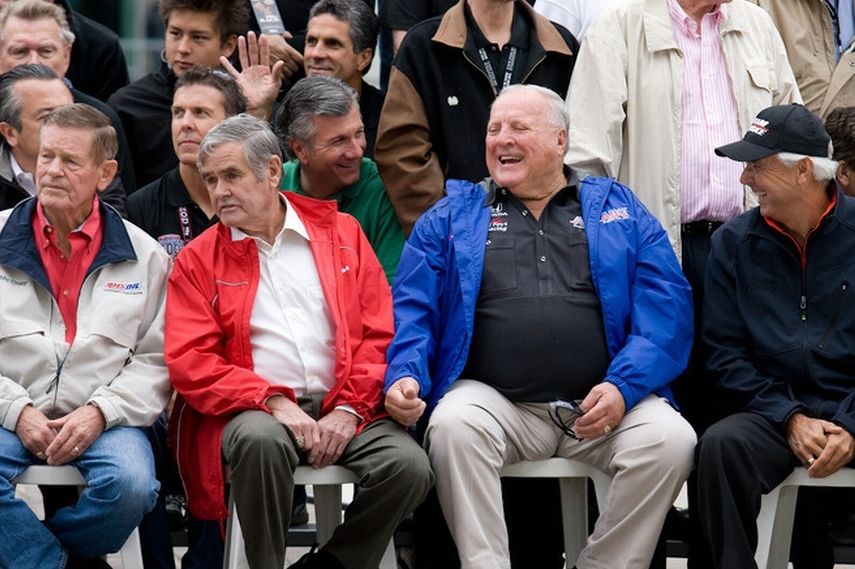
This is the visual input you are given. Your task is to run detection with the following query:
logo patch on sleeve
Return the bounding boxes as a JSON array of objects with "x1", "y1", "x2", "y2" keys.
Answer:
[
  {"x1": 599, "y1": 208, "x2": 630, "y2": 224},
  {"x1": 103, "y1": 281, "x2": 144, "y2": 295}
]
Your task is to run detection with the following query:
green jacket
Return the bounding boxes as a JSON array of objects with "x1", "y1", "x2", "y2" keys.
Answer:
[{"x1": 280, "y1": 157, "x2": 405, "y2": 283}]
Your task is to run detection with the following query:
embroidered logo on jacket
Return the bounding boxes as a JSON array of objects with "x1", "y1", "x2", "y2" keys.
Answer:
[
  {"x1": 103, "y1": 281, "x2": 144, "y2": 294},
  {"x1": 157, "y1": 234, "x2": 185, "y2": 259},
  {"x1": 599, "y1": 208, "x2": 630, "y2": 224},
  {"x1": 570, "y1": 215, "x2": 585, "y2": 229}
]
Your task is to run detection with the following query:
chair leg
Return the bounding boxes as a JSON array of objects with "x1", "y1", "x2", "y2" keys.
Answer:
[
  {"x1": 378, "y1": 537, "x2": 397, "y2": 569},
  {"x1": 313, "y1": 484, "x2": 344, "y2": 546},
  {"x1": 224, "y1": 494, "x2": 249, "y2": 569},
  {"x1": 119, "y1": 528, "x2": 145, "y2": 569},
  {"x1": 764, "y1": 485, "x2": 798, "y2": 569},
  {"x1": 558, "y1": 478, "x2": 589, "y2": 566}
]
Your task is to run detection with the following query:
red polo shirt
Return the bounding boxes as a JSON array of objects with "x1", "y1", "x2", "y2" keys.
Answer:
[{"x1": 33, "y1": 196, "x2": 103, "y2": 343}]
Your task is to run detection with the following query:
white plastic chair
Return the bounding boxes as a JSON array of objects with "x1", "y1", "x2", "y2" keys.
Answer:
[
  {"x1": 755, "y1": 466, "x2": 855, "y2": 569},
  {"x1": 500, "y1": 458, "x2": 612, "y2": 568},
  {"x1": 223, "y1": 465, "x2": 396, "y2": 569},
  {"x1": 12, "y1": 464, "x2": 144, "y2": 569}
]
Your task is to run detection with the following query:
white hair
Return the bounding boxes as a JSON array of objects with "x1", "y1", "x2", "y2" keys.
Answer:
[{"x1": 777, "y1": 152, "x2": 838, "y2": 182}]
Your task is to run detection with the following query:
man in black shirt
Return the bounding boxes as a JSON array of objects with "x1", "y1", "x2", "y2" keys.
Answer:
[
  {"x1": 385, "y1": 84, "x2": 696, "y2": 569},
  {"x1": 303, "y1": 0, "x2": 384, "y2": 157},
  {"x1": 108, "y1": 0, "x2": 248, "y2": 188},
  {"x1": 127, "y1": 67, "x2": 247, "y2": 569}
]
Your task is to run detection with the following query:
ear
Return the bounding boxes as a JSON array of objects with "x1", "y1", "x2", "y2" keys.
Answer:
[
  {"x1": 94, "y1": 159, "x2": 119, "y2": 192},
  {"x1": 356, "y1": 47, "x2": 373, "y2": 74},
  {"x1": 267, "y1": 154, "x2": 282, "y2": 188},
  {"x1": 0, "y1": 122, "x2": 20, "y2": 148},
  {"x1": 221, "y1": 34, "x2": 238, "y2": 58},
  {"x1": 291, "y1": 139, "x2": 310, "y2": 164},
  {"x1": 837, "y1": 161, "x2": 851, "y2": 188},
  {"x1": 795, "y1": 157, "x2": 813, "y2": 184},
  {"x1": 557, "y1": 127, "x2": 567, "y2": 156}
]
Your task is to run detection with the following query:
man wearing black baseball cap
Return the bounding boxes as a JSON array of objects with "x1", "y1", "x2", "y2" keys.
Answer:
[{"x1": 696, "y1": 103, "x2": 855, "y2": 569}]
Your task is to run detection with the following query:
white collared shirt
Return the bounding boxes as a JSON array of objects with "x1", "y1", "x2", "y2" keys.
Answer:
[
  {"x1": 10, "y1": 153, "x2": 36, "y2": 197},
  {"x1": 231, "y1": 195, "x2": 337, "y2": 398}
]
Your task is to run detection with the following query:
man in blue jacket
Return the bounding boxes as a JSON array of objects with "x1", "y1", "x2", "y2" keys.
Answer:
[{"x1": 384, "y1": 84, "x2": 697, "y2": 569}]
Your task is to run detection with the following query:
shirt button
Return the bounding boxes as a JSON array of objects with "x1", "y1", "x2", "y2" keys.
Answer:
[
  {"x1": 486, "y1": 239, "x2": 492, "y2": 246},
  {"x1": 62, "y1": 290, "x2": 69, "y2": 296},
  {"x1": 538, "y1": 230, "x2": 544, "y2": 236},
  {"x1": 522, "y1": 211, "x2": 528, "y2": 216},
  {"x1": 540, "y1": 256, "x2": 546, "y2": 262}
]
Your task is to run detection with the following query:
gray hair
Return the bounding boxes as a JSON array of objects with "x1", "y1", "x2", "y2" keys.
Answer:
[
  {"x1": 0, "y1": 64, "x2": 59, "y2": 132},
  {"x1": 309, "y1": 0, "x2": 379, "y2": 56},
  {"x1": 276, "y1": 76, "x2": 359, "y2": 160},
  {"x1": 494, "y1": 84, "x2": 570, "y2": 155},
  {"x1": 198, "y1": 113, "x2": 281, "y2": 179},
  {"x1": 0, "y1": 0, "x2": 75, "y2": 47},
  {"x1": 777, "y1": 151, "x2": 839, "y2": 183}
]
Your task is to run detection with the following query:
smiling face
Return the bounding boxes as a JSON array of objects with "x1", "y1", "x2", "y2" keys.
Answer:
[
  {"x1": 303, "y1": 14, "x2": 371, "y2": 89},
  {"x1": 0, "y1": 16, "x2": 71, "y2": 76},
  {"x1": 163, "y1": 9, "x2": 236, "y2": 76},
  {"x1": 171, "y1": 84, "x2": 229, "y2": 166},
  {"x1": 290, "y1": 105, "x2": 365, "y2": 197},
  {"x1": 485, "y1": 89, "x2": 567, "y2": 197},
  {"x1": 198, "y1": 141, "x2": 281, "y2": 234},
  {"x1": 36, "y1": 124, "x2": 117, "y2": 222},
  {"x1": 740, "y1": 154, "x2": 804, "y2": 224}
]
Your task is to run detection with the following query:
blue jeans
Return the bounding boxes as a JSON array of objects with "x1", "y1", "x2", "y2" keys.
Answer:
[{"x1": 0, "y1": 426, "x2": 159, "y2": 569}]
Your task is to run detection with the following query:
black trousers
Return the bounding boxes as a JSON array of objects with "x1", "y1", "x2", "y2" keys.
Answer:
[{"x1": 696, "y1": 412, "x2": 838, "y2": 569}]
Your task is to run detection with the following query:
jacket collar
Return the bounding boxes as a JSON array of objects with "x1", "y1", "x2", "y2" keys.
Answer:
[
  {"x1": 433, "y1": 0, "x2": 572, "y2": 56},
  {"x1": 216, "y1": 190, "x2": 341, "y2": 255},
  {"x1": 0, "y1": 196, "x2": 136, "y2": 292},
  {"x1": 643, "y1": 0, "x2": 743, "y2": 53}
]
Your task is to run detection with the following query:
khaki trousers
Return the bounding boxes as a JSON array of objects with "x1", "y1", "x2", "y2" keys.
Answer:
[{"x1": 425, "y1": 380, "x2": 696, "y2": 569}]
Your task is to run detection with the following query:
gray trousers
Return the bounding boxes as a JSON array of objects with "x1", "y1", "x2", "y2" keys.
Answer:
[
  {"x1": 222, "y1": 399, "x2": 433, "y2": 569},
  {"x1": 426, "y1": 380, "x2": 697, "y2": 569}
]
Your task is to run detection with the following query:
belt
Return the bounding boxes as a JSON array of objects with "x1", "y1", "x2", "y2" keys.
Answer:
[{"x1": 681, "y1": 220, "x2": 724, "y2": 236}]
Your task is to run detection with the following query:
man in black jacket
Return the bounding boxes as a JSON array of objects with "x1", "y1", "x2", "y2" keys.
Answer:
[
  {"x1": 698, "y1": 103, "x2": 855, "y2": 569},
  {"x1": 0, "y1": 65, "x2": 126, "y2": 215},
  {"x1": 0, "y1": 0, "x2": 137, "y2": 194},
  {"x1": 374, "y1": 0, "x2": 578, "y2": 233}
]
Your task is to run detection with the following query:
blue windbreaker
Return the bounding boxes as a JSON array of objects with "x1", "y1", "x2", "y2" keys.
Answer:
[{"x1": 385, "y1": 176, "x2": 693, "y2": 412}]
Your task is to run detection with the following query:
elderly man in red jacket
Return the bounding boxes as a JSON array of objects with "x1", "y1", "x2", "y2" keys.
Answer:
[{"x1": 164, "y1": 114, "x2": 432, "y2": 569}]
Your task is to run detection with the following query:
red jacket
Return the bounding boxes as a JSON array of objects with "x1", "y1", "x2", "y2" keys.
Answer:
[{"x1": 165, "y1": 193, "x2": 393, "y2": 520}]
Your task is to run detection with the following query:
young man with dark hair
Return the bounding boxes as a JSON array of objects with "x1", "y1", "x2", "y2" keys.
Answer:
[{"x1": 826, "y1": 106, "x2": 855, "y2": 196}]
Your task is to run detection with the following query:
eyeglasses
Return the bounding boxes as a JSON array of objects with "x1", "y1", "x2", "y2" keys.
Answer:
[{"x1": 549, "y1": 399, "x2": 584, "y2": 440}]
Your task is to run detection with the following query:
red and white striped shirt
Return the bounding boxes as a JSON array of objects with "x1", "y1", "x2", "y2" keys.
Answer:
[{"x1": 667, "y1": 0, "x2": 744, "y2": 223}]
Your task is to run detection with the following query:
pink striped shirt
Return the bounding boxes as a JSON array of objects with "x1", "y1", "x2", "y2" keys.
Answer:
[{"x1": 667, "y1": 0, "x2": 744, "y2": 223}]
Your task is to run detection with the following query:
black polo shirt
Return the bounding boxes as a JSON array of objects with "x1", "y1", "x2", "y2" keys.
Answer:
[
  {"x1": 126, "y1": 167, "x2": 216, "y2": 259},
  {"x1": 461, "y1": 179, "x2": 611, "y2": 402},
  {"x1": 464, "y1": 2, "x2": 531, "y2": 91}
]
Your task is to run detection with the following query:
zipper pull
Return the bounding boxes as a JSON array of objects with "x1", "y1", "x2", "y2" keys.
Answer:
[{"x1": 800, "y1": 295, "x2": 807, "y2": 321}]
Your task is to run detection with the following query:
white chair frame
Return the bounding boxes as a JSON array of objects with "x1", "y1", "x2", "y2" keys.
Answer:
[{"x1": 499, "y1": 458, "x2": 612, "y2": 568}]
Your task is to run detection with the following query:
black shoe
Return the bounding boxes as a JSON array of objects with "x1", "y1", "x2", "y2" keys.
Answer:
[
  {"x1": 164, "y1": 493, "x2": 187, "y2": 532},
  {"x1": 291, "y1": 545, "x2": 346, "y2": 569},
  {"x1": 291, "y1": 500, "x2": 309, "y2": 526}
]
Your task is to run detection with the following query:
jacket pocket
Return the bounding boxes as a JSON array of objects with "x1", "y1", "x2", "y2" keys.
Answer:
[{"x1": 745, "y1": 58, "x2": 777, "y2": 93}]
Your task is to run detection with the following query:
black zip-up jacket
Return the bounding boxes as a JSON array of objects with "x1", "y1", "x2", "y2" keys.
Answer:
[
  {"x1": 704, "y1": 187, "x2": 855, "y2": 435},
  {"x1": 108, "y1": 63, "x2": 177, "y2": 190}
]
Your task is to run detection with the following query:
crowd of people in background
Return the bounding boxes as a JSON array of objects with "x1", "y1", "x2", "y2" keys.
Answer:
[{"x1": 0, "y1": 1, "x2": 854, "y2": 569}]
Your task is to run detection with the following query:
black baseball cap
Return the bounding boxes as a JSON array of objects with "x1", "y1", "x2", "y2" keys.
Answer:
[{"x1": 715, "y1": 104, "x2": 831, "y2": 162}]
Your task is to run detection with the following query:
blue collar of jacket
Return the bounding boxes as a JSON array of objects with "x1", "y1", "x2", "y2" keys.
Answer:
[{"x1": 0, "y1": 197, "x2": 137, "y2": 294}]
